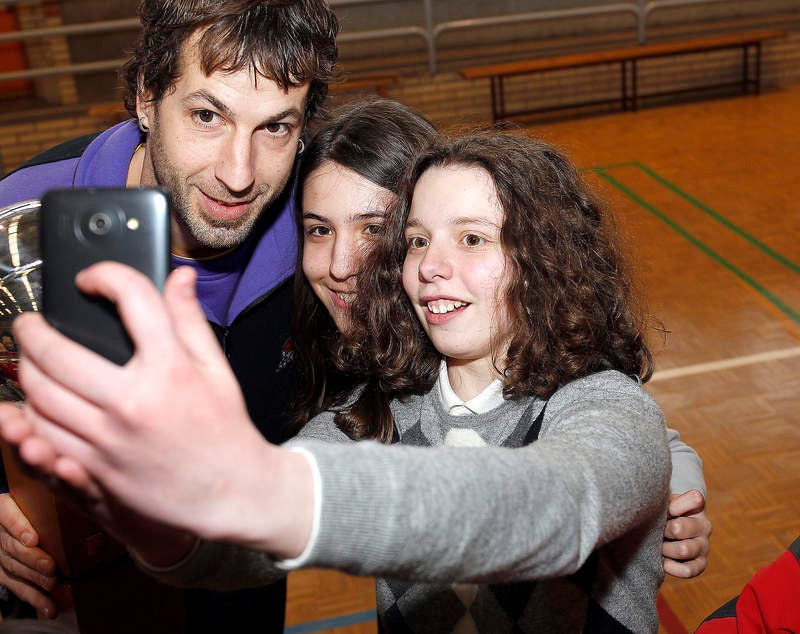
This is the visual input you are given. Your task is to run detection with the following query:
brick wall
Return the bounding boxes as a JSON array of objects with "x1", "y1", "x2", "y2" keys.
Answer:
[
  {"x1": 16, "y1": 1, "x2": 78, "y2": 106},
  {"x1": 0, "y1": 106, "x2": 125, "y2": 177}
]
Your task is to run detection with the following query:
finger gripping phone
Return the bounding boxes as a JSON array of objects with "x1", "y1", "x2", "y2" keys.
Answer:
[{"x1": 40, "y1": 188, "x2": 171, "y2": 365}]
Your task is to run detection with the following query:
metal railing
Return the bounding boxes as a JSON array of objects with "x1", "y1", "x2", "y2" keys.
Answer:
[{"x1": 0, "y1": 0, "x2": 774, "y2": 83}]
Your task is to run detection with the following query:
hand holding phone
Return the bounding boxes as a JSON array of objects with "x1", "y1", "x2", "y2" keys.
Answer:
[{"x1": 40, "y1": 188, "x2": 171, "y2": 365}]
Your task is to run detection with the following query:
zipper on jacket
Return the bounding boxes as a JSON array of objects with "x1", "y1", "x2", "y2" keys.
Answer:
[{"x1": 220, "y1": 326, "x2": 232, "y2": 357}]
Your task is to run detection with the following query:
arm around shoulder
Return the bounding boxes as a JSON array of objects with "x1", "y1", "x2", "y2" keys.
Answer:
[{"x1": 666, "y1": 425, "x2": 706, "y2": 496}]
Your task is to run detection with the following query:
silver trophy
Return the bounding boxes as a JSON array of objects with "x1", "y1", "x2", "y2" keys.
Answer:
[{"x1": 0, "y1": 200, "x2": 41, "y2": 401}]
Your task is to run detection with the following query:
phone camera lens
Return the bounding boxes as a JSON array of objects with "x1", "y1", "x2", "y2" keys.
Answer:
[{"x1": 88, "y1": 212, "x2": 112, "y2": 236}]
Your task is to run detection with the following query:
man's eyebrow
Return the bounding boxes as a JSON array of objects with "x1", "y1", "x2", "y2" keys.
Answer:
[
  {"x1": 185, "y1": 91, "x2": 303, "y2": 124},
  {"x1": 265, "y1": 107, "x2": 304, "y2": 124},
  {"x1": 185, "y1": 90, "x2": 234, "y2": 118}
]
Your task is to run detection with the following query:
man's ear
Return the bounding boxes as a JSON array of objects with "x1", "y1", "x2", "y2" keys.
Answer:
[{"x1": 135, "y1": 85, "x2": 155, "y2": 132}]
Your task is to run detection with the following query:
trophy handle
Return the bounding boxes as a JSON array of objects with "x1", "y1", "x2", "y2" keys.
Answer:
[{"x1": 0, "y1": 200, "x2": 42, "y2": 402}]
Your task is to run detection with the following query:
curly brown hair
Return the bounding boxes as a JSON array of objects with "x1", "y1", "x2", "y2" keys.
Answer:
[
  {"x1": 122, "y1": 0, "x2": 339, "y2": 123},
  {"x1": 338, "y1": 132, "x2": 654, "y2": 440}
]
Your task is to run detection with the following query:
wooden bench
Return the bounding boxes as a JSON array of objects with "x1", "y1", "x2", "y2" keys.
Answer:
[
  {"x1": 330, "y1": 73, "x2": 402, "y2": 98},
  {"x1": 460, "y1": 29, "x2": 788, "y2": 122}
]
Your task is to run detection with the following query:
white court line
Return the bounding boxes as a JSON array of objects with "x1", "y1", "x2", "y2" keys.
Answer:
[{"x1": 650, "y1": 346, "x2": 800, "y2": 382}]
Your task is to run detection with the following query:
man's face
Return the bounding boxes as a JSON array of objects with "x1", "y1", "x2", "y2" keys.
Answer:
[{"x1": 138, "y1": 37, "x2": 309, "y2": 258}]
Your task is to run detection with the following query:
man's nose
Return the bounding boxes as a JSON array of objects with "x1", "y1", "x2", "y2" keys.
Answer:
[{"x1": 215, "y1": 132, "x2": 256, "y2": 193}]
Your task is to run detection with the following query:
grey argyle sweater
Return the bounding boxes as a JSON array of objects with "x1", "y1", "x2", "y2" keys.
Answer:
[{"x1": 148, "y1": 370, "x2": 670, "y2": 633}]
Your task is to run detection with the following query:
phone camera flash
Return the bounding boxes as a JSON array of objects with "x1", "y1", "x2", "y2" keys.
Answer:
[{"x1": 126, "y1": 218, "x2": 140, "y2": 231}]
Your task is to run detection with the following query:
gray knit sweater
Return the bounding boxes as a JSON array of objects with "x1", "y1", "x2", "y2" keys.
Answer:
[{"x1": 150, "y1": 370, "x2": 670, "y2": 633}]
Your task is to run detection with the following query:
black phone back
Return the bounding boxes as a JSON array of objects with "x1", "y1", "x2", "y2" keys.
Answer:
[{"x1": 40, "y1": 188, "x2": 170, "y2": 365}]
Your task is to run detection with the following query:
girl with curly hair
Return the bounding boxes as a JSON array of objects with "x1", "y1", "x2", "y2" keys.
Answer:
[
  {"x1": 285, "y1": 132, "x2": 672, "y2": 631},
  {"x1": 291, "y1": 104, "x2": 707, "y2": 584}
]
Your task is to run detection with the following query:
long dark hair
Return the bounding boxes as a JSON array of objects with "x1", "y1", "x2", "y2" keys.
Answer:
[
  {"x1": 287, "y1": 99, "x2": 439, "y2": 438},
  {"x1": 339, "y1": 132, "x2": 654, "y2": 438},
  {"x1": 124, "y1": 0, "x2": 339, "y2": 123}
]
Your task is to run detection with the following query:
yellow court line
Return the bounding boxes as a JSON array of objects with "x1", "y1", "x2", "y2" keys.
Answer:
[{"x1": 650, "y1": 347, "x2": 800, "y2": 382}]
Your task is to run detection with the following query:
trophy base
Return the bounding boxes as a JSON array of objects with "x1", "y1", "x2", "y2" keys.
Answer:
[
  {"x1": 51, "y1": 557, "x2": 185, "y2": 634},
  {"x1": 1, "y1": 442, "x2": 186, "y2": 633}
]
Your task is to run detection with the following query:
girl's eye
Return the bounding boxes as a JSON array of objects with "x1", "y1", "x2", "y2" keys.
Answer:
[
  {"x1": 265, "y1": 122, "x2": 291, "y2": 137},
  {"x1": 407, "y1": 236, "x2": 429, "y2": 249},
  {"x1": 364, "y1": 224, "x2": 384, "y2": 236},
  {"x1": 462, "y1": 234, "x2": 485, "y2": 247},
  {"x1": 193, "y1": 110, "x2": 220, "y2": 127},
  {"x1": 306, "y1": 225, "x2": 332, "y2": 237}
]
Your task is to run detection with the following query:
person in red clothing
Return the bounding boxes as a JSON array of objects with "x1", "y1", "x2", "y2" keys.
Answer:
[{"x1": 696, "y1": 536, "x2": 800, "y2": 633}]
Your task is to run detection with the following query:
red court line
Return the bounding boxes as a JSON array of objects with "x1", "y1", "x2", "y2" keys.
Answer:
[{"x1": 658, "y1": 593, "x2": 690, "y2": 634}]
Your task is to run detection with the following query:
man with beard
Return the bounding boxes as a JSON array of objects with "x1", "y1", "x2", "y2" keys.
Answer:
[{"x1": 0, "y1": 1, "x2": 338, "y2": 631}]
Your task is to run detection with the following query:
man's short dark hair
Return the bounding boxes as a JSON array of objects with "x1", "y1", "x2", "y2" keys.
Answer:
[{"x1": 123, "y1": 0, "x2": 339, "y2": 123}]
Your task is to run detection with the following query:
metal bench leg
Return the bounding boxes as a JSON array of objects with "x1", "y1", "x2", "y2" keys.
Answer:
[
  {"x1": 497, "y1": 76, "x2": 506, "y2": 121},
  {"x1": 755, "y1": 42, "x2": 763, "y2": 94},
  {"x1": 621, "y1": 60, "x2": 628, "y2": 111},
  {"x1": 490, "y1": 76, "x2": 501, "y2": 123},
  {"x1": 742, "y1": 44, "x2": 749, "y2": 94}
]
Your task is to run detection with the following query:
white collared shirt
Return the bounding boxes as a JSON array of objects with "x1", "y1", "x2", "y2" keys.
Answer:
[
  {"x1": 436, "y1": 360, "x2": 504, "y2": 416},
  {"x1": 436, "y1": 361, "x2": 504, "y2": 447}
]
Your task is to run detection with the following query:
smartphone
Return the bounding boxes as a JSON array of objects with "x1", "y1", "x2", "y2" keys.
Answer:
[{"x1": 40, "y1": 188, "x2": 171, "y2": 365}]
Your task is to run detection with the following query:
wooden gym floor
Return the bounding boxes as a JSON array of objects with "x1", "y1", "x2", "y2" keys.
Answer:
[{"x1": 285, "y1": 84, "x2": 800, "y2": 633}]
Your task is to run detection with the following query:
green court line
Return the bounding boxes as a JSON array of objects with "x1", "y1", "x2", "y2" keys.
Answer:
[
  {"x1": 632, "y1": 162, "x2": 800, "y2": 275},
  {"x1": 285, "y1": 609, "x2": 376, "y2": 633},
  {"x1": 594, "y1": 168, "x2": 800, "y2": 325},
  {"x1": 585, "y1": 162, "x2": 800, "y2": 276},
  {"x1": 590, "y1": 161, "x2": 639, "y2": 171}
]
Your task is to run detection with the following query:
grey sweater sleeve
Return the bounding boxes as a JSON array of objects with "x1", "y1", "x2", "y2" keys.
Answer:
[
  {"x1": 666, "y1": 426, "x2": 706, "y2": 496},
  {"x1": 291, "y1": 371, "x2": 670, "y2": 583},
  {"x1": 146, "y1": 371, "x2": 669, "y2": 588}
]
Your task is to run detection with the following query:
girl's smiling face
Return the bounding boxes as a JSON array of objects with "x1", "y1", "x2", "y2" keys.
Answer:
[
  {"x1": 302, "y1": 160, "x2": 395, "y2": 331},
  {"x1": 402, "y1": 164, "x2": 511, "y2": 385}
]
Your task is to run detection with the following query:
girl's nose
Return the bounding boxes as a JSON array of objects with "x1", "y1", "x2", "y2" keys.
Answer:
[
  {"x1": 329, "y1": 236, "x2": 358, "y2": 280},
  {"x1": 417, "y1": 244, "x2": 452, "y2": 281}
]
